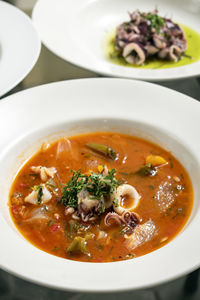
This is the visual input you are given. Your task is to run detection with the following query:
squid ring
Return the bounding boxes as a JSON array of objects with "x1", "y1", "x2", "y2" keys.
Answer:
[
  {"x1": 111, "y1": 184, "x2": 141, "y2": 215},
  {"x1": 122, "y1": 43, "x2": 145, "y2": 65}
]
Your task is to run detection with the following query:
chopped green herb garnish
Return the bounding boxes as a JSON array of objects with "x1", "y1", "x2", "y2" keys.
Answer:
[
  {"x1": 144, "y1": 13, "x2": 165, "y2": 33},
  {"x1": 113, "y1": 198, "x2": 119, "y2": 207},
  {"x1": 52, "y1": 246, "x2": 58, "y2": 251},
  {"x1": 37, "y1": 186, "x2": 43, "y2": 204},
  {"x1": 98, "y1": 203, "x2": 105, "y2": 215},
  {"x1": 60, "y1": 170, "x2": 86, "y2": 208},
  {"x1": 60, "y1": 169, "x2": 119, "y2": 210},
  {"x1": 33, "y1": 185, "x2": 43, "y2": 204}
]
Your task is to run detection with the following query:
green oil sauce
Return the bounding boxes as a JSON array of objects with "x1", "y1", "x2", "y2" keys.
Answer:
[{"x1": 106, "y1": 25, "x2": 200, "y2": 69}]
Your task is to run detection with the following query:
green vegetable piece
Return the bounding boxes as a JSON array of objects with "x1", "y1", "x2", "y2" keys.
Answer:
[
  {"x1": 135, "y1": 163, "x2": 157, "y2": 177},
  {"x1": 67, "y1": 236, "x2": 89, "y2": 255},
  {"x1": 86, "y1": 142, "x2": 117, "y2": 160},
  {"x1": 85, "y1": 232, "x2": 95, "y2": 240}
]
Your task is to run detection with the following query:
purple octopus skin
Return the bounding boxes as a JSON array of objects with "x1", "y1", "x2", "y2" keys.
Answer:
[
  {"x1": 121, "y1": 211, "x2": 140, "y2": 228},
  {"x1": 115, "y1": 10, "x2": 187, "y2": 64},
  {"x1": 104, "y1": 212, "x2": 123, "y2": 226},
  {"x1": 76, "y1": 190, "x2": 103, "y2": 222},
  {"x1": 104, "y1": 211, "x2": 140, "y2": 229},
  {"x1": 77, "y1": 200, "x2": 102, "y2": 222}
]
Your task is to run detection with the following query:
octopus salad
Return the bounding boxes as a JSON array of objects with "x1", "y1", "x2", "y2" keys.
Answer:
[
  {"x1": 115, "y1": 10, "x2": 187, "y2": 65},
  {"x1": 9, "y1": 132, "x2": 193, "y2": 262}
]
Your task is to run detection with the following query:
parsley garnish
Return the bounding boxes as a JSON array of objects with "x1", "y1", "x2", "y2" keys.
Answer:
[
  {"x1": 113, "y1": 198, "x2": 119, "y2": 207},
  {"x1": 33, "y1": 184, "x2": 43, "y2": 204},
  {"x1": 60, "y1": 169, "x2": 119, "y2": 210},
  {"x1": 98, "y1": 203, "x2": 105, "y2": 215},
  {"x1": 144, "y1": 13, "x2": 165, "y2": 33}
]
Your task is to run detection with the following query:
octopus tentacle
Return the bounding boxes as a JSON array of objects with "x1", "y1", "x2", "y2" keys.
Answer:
[
  {"x1": 104, "y1": 212, "x2": 123, "y2": 226},
  {"x1": 104, "y1": 211, "x2": 141, "y2": 230}
]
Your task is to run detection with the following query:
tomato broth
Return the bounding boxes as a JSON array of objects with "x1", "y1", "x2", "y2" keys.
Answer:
[{"x1": 9, "y1": 132, "x2": 193, "y2": 262}]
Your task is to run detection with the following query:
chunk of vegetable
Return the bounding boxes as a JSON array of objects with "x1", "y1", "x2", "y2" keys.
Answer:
[
  {"x1": 31, "y1": 166, "x2": 56, "y2": 182},
  {"x1": 85, "y1": 232, "x2": 95, "y2": 240},
  {"x1": 97, "y1": 165, "x2": 104, "y2": 173},
  {"x1": 86, "y1": 143, "x2": 117, "y2": 160},
  {"x1": 25, "y1": 184, "x2": 52, "y2": 205},
  {"x1": 135, "y1": 163, "x2": 157, "y2": 176},
  {"x1": 67, "y1": 236, "x2": 89, "y2": 255},
  {"x1": 146, "y1": 155, "x2": 167, "y2": 166}
]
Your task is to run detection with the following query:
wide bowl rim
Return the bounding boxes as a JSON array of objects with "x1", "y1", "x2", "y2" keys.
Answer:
[
  {"x1": 0, "y1": 78, "x2": 200, "y2": 292},
  {"x1": 0, "y1": 1, "x2": 41, "y2": 97}
]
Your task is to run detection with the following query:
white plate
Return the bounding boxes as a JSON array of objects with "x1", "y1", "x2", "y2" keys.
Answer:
[
  {"x1": 0, "y1": 1, "x2": 41, "y2": 97},
  {"x1": 0, "y1": 78, "x2": 200, "y2": 292},
  {"x1": 32, "y1": 0, "x2": 200, "y2": 81}
]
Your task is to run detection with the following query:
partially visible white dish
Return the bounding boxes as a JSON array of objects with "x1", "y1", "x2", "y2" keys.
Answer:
[
  {"x1": 32, "y1": 0, "x2": 200, "y2": 81},
  {"x1": 0, "y1": 1, "x2": 41, "y2": 97},
  {"x1": 0, "y1": 78, "x2": 200, "y2": 292}
]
